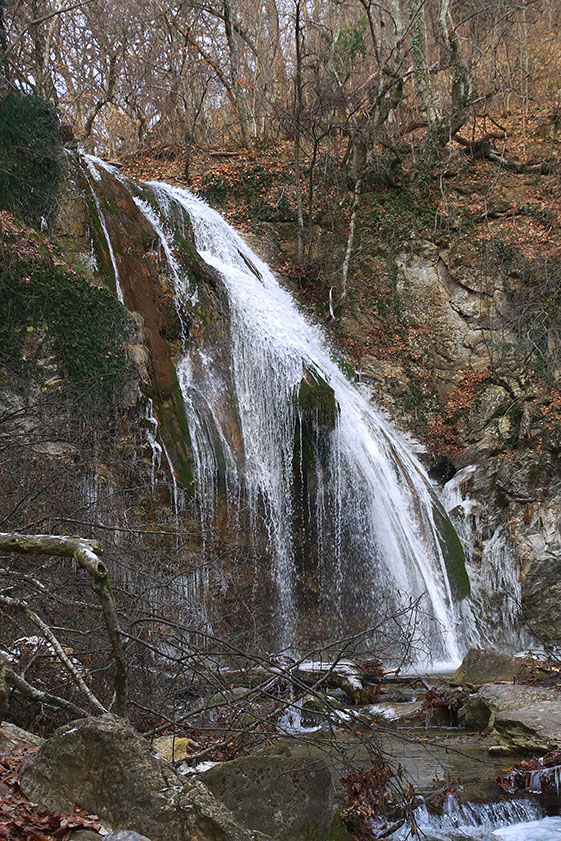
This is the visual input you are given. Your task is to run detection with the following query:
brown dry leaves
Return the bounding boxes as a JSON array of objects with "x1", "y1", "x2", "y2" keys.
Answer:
[
  {"x1": 0, "y1": 749, "x2": 107, "y2": 841},
  {"x1": 0, "y1": 212, "x2": 74, "y2": 274}
]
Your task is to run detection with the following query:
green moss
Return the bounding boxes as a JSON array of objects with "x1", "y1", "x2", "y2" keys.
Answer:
[
  {"x1": 331, "y1": 352, "x2": 355, "y2": 381},
  {"x1": 0, "y1": 93, "x2": 64, "y2": 229},
  {"x1": 296, "y1": 365, "x2": 339, "y2": 430},
  {"x1": 0, "y1": 256, "x2": 134, "y2": 413},
  {"x1": 293, "y1": 366, "x2": 338, "y2": 482},
  {"x1": 171, "y1": 365, "x2": 192, "y2": 439},
  {"x1": 364, "y1": 185, "x2": 436, "y2": 251},
  {"x1": 301, "y1": 807, "x2": 353, "y2": 841},
  {"x1": 200, "y1": 173, "x2": 227, "y2": 206},
  {"x1": 152, "y1": 363, "x2": 195, "y2": 492},
  {"x1": 79, "y1": 178, "x2": 119, "y2": 294},
  {"x1": 431, "y1": 499, "x2": 470, "y2": 600}
]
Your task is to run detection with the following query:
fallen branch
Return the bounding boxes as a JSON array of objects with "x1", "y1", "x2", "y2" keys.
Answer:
[
  {"x1": 0, "y1": 654, "x2": 87, "y2": 718},
  {"x1": 0, "y1": 593, "x2": 106, "y2": 713},
  {"x1": 0, "y1": 533, "x2": 128, "y2": 717},
  {"x1": 454, "y1": 131, "x2": 506, "y2": 157},
  {"x1": 485, "y1": 152, "x2": 555, "y2": 174},
  {"x1": 453, "y1": 133, "x2": 554, "y2": 174}
]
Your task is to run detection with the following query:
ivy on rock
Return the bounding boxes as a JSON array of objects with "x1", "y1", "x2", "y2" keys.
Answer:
[{"x1": 0, "y1": 255, "x2": 135, "y2": 414}]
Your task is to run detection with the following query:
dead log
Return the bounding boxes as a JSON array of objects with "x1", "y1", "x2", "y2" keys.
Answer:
[{"x1": 453, "y1": 132, "x2": 555, "y2": 174}]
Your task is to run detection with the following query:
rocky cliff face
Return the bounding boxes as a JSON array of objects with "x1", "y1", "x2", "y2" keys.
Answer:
[
  {"x1": 390, "y1": 240, "x2": 561, "y2": 642},
  {"x1": 392, "y1": 238, "x2": 561, "y2": 645}
]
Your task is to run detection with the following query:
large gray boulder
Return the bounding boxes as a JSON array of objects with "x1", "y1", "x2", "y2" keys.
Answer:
[
  {"x1": 19, "y1": 715, "x2": 255, "y2": 841},
  {"x1": 201, "y1": 741, "x2": 349, "y2": 840},
  {"x1": 461, "y1": 682, "x2": 559, "y2": 731},
  {"x1": 494, "y1": 702, "x2": 561, "y2": 753},
  {"x1": 460, "y1": 683, "x2": 561, "y2": 752}
]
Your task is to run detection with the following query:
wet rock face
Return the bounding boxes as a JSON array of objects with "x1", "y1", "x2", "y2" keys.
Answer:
[
  {"x1": 494, "y1": 702, "x2": 561, "y2": 753},
  {"x1": 461, "y1": 683, "x2": 559, "y2": 733},
  {"x1": 105, "y1": 833, "x2": 153, "y2": 841},
  {"x1": 56, "y1": 154, "x2": 240, "y2": 496},
  {"x1": 59, "y1": 156, "x2": 177, "y2": 398},
  {"x1": 461, "y1": 681, "x2": 561, "y2": 753},
  {"x1": 391, "y1": 241, "x2": 561, "y2": 642},
  {"x1": 20, "y1": 715, "x2": 254, "y2": 841}
]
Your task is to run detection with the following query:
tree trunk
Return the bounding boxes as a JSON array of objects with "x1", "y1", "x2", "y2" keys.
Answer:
[
  {"x1": 293, "y1": 0, "x2": 304, "y2": 261},
  {"x1": 223, "y1": 0, "x2": 253, "y2": 149}
]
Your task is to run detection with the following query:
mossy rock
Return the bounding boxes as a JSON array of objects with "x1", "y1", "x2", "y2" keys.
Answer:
[
  {"x1": 296, "y1": 364, "x2": 339, "y2": 430},
  {"x1": 0, "y1": 93, "x2": 64, "y2": 228},
  {"x1": 0, "y1": 253, "x2": 135, "y2": 413},
  {"x1": 431, "y1": 499, "x2": 470, "y2": 600},
  {"x1": 300, "y1": 693, "x2": 344, "y2": 727},
  {"x1": 201, "y1": 742, "x2": 348, "y2": 840}
]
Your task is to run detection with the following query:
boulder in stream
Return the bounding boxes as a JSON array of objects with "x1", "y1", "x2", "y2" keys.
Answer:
[
  {"x1": 461, "y1": 683, "x2": 561, "y2": 753},
  {"x1": 200, "y1": 741, "x2": 350, "y2": 840},
  {"x1": 494, "y1": 702, "x2": 561, "y2": 753},
  {"x1": 461, "y1": 683, "x2": 559, "y2": 732}
]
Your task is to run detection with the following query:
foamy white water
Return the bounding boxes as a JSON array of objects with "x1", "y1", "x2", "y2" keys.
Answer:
[{"x1": 392, "y1": 795, "x2": 552, "y2": 840}]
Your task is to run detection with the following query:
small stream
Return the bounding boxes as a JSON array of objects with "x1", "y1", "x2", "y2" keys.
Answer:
[
  {"x1": 279, "y1": 690, "x2": 561, "y2": 841},
  {"x1": 394, "y1": 797, "x2": 561, "y2": 839}
]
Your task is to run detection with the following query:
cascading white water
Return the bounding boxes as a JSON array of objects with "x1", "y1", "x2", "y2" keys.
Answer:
[
  {"x1": 392, "y1": 795, "x2": 561, "y2": 841},
  {"x1": 88, "y1": 158, "x2": 475, "y2": 664}
]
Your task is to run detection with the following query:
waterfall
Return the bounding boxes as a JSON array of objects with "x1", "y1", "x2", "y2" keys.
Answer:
[{"x1": 86, "y1": 157, "x2": 475, "y2": 665}]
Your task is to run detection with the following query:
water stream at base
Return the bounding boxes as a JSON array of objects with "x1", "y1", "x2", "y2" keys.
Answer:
[
  {"x1": 391, "y1": 796, "x2": 561, "y2": 840},
  {"x1": 86, "y1": 157, "x2": 484, "y2": 663}
]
